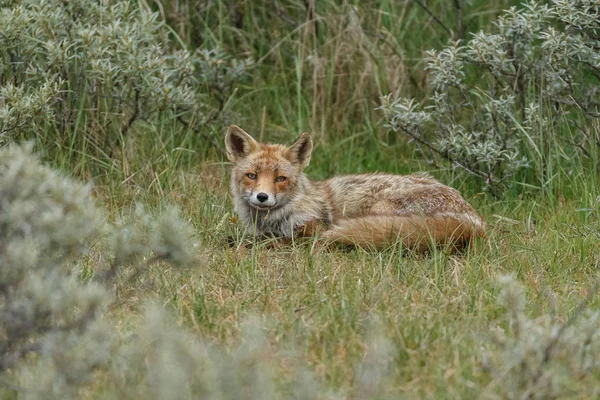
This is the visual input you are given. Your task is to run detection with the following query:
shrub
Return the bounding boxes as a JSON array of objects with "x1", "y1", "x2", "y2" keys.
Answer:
[
  {"x1": 0, "y1": 0, "x2": 251, "y2": 152},
  {"x1": 481, "y1": 274, "x2": 600, "y2": 399},
  {"x1": 0, "y1": 142, "x2": 106, "y2": 373},
  {"x1": 0, "y1": 143, "x2": 195, "y2": 397},
  {"x1": 380, "y1": 0, "x2": 600, "y2": 191}
]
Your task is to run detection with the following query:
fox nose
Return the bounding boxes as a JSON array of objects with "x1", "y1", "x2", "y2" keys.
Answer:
[{"x1": 256, "y1": 192, "x2": 269, "y2": 203}]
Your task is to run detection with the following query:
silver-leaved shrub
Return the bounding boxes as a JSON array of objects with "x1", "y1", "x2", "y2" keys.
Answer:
[
  {"x1": 380, "y1": 0, "x2": 600, "y2": 190},
  {"x1": 0, "y1": 143, "x2": 196, "y2": 397},
  {"x1": 0, "y1": 0, "x2": 251, "y2": 150},
  {"x1": 481, "y1": 274, "x2": 600, "y2": 399}
]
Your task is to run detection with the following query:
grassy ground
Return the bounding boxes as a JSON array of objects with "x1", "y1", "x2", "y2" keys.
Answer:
[
  {"x1": 16, "y1": 0, "x2": 599, "y2": 397},
  {"x1": 91, "y1": 127, "x2": 599, "y2": 397}
]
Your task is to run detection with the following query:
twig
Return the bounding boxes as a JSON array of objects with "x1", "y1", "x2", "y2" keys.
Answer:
[
  {"x1": 120, "y1": 88, "x2": 141, "y2": 137},
  {"x1": 453, "y1": 0, "x2": 464, "y2": 39},
  {"x1": 411, "y1": 0, "x2": 454, "y2": 38}
]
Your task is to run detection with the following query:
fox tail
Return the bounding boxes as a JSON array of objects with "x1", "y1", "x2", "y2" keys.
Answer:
[{"x1": 320, "y1": 213, "x2": 485, "y2": 251}]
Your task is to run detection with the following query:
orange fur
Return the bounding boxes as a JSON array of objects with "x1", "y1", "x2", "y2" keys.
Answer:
[{"x1": 320, "y1": 213, "x2": 485, "y2": 251}]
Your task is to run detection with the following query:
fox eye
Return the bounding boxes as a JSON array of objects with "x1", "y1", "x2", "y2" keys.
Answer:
[
  {"x1": 246, "y1": 173, "x2": 257, "y2": 180},
  {"x1": 275, "y1": 176, "x2": 287, "y2": 182}
]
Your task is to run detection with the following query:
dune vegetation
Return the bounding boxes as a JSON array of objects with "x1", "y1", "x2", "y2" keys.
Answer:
[{"x1": 1, "y1": 0, "x2": 599, "y2": 398}]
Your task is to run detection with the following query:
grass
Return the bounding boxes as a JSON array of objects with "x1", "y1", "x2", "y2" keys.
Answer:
[
  {"x1": 4, "y1": 0, "x2": 600, "y2": 397},
  {"x1": 93, "y1": 131, "x2": 599, "y2": 396}
]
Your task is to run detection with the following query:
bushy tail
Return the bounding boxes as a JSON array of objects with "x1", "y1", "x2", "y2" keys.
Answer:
[{"x1": 321, "y1": 213, "x2": 485, "y2": 251}]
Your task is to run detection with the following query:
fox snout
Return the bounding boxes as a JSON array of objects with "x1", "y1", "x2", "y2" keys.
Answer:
[
  {"x1": 256, "y1": 192, "x2": 269, "y2": 202},
  {"x1": 249, "y1": 191, "x2": 276, "y2": 208}
]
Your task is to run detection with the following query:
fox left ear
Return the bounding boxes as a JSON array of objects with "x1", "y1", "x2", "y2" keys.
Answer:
[
  {"x1": 225, "y1": 125, "x2": 259, "y2": 162},
  {"x1": 284, "y1": 132, "x2": 313, "y2": 169}
]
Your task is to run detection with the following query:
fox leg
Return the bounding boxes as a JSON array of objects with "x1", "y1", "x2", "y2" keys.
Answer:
[{"x1": 295, "y1": 218, "x2": 329, "y2": 237}]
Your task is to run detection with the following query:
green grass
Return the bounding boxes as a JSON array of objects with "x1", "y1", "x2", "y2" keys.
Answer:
[
  {"x1": 9, "y1": 0, "x2": 600, "y2": 397},
  {"x1": 93, "y1": 132, "x2": 599, "y2": 396}
]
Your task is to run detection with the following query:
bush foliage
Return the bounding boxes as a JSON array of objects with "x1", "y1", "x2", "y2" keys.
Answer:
[
  {"x1": 482, "y1": 274, "x2": 600, "y2": 399},
  {"x1": 0, "y1": 0, "x2": 250, "y2": 151},
  {"x1": 380, "y1": 0, "x2": 600, "y2": 190},
  {"x1": 0, "y1": 144, "x2": 195, "y2": 397}
]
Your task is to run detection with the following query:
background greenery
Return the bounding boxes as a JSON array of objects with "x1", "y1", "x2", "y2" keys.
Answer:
[{"x1": 1, "y1": 0, "x2": 599, "y2": 398}]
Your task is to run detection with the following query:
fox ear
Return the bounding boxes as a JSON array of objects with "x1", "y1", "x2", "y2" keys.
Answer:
[
  {"x1": 284, "y1": 132, "x2": 313, "y2": 169},
  {"x1": 225, "y1": 125, "x2": 259, "y2": 162}
]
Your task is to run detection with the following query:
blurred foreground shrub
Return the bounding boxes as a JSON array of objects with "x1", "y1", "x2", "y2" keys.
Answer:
[
  {"x1": 0, "y1": 143, "x2": 195, "y2": 397},
  {"x1": 481, "y1": 274, "x2": 600, "y2": 399}
]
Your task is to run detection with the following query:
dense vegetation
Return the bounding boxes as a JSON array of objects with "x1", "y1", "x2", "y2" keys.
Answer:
[{"x1": 1, "y1": 0, "x2": 599, "y2": 398}]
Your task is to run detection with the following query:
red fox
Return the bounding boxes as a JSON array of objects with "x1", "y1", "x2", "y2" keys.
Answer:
[{"x1": 225, "y1": 125, "x2": 485, "y2": 251}]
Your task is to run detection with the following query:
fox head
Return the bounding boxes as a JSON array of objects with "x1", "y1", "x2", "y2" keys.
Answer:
[{"x1": 225, "y1": 125, "x2": 313, "y2": 211}]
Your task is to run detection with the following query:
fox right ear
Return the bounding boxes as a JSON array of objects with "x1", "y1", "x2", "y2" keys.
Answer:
[
  {"x1": 225, "y1": 125, "x2": 259, "y2": 162},
  {"x1": 284, "y1": 132, "x2": 313, "y2": 170}
]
